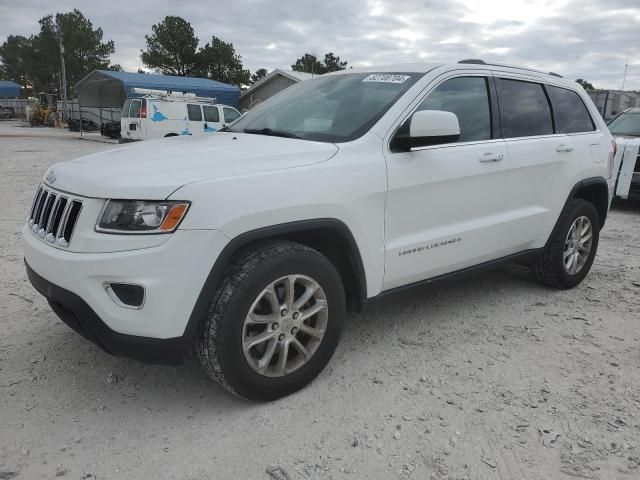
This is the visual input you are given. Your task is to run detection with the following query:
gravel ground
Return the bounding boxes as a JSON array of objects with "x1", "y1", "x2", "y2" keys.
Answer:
[{"x1": 1, "y1": 121, "x2": 639, "y2": 480}]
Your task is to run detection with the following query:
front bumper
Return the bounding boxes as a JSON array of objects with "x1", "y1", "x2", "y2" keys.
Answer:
[
  {"x1": 23, "y1": 226, "x2": 229, "y2": 363},
  {"x1": 26, "y1": 261, "x2": 189, "y2": 364}
]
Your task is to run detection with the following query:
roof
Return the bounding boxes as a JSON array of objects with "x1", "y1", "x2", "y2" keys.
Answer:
[
  {"x1": 76, "y1": 69, "x2": 241, "y2": 108},
  {"x1": 92, "y1": 70, "x2": 239, "y2": 93},
  {"x1": 326, "y1": 61, "x2": 577, "y2": 87},
  {"x1": 0, "y1": 80, "x2": 22, "y2": 98},
  {"x1": 240, "y1": 69, "x2": 314, "y2": 99},
  {"x1": 280, "y1": 70, "x2": 315, "y2": 82},
  {"x1": 326, "y1": 63, "x2": 441, "y2": 74}
]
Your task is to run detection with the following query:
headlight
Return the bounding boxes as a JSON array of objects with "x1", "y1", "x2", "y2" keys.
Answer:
[{"x1": 96, "y1": 200, "x2": 190, "y2": 234}]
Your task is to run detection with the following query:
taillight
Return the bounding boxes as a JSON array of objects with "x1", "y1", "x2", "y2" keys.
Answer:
[{"x1": 140, "y1": 99, "x2": 147, "y2": 119}]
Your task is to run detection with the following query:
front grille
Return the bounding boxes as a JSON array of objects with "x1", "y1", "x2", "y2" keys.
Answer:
[{"x1": 27, "y1": 185, "x2": 83, "y2": 247}]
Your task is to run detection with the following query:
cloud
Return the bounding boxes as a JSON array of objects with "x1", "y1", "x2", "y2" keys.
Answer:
[{"x1": 0, "y1": 0, "x2": 638, "y2": 89}]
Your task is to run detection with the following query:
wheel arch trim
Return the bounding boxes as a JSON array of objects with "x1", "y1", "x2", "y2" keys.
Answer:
[
  {"x1": 546, "y1": 176, "x2": 609, "y2": 248},
  {"x1": 182, "y1": 218, "x2": 367, "y2": 339},
  {"x1": 569, "y1": 176, "x2": 610, "y2": 228}
]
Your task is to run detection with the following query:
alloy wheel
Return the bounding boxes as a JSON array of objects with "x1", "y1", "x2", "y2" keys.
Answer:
[
  {"x1": 563, "y1": 216, "x2": 593, "y2": 275},
  {"x1": 242, "y1": 275, "x2": 328, "y2": 377}
]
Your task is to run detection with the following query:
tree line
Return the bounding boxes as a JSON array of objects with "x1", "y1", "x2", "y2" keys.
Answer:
[{"x1": 0, "y1": 10, "x2": 348, "y2": 97}]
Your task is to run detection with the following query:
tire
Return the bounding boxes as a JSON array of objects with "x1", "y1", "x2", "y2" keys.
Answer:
[
  {"x1": 46, "y1": 112, "x2": 57, "y2": 127},
  {"x1": 532, "y1": 198, "x2": 600, "y2": 289},
  {"x1": 196, "y1": 240, "x2": 346, "y2": 401}
]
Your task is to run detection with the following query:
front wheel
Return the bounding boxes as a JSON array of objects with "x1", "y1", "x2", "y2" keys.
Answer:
[
  {"x1": 196, "y1": 241, "x2": 346, "y2": 401},
  {"x1": 532, "y1": 199, "x2": 600, "y2": 289}
]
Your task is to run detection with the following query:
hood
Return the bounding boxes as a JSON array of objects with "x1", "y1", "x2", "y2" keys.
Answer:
[
  {"x1": 43, "y1": 133, "x2": 338, "y2": 199},
  {"x1": 613, "y1": 134, "x2": 640, "y2": 143}
]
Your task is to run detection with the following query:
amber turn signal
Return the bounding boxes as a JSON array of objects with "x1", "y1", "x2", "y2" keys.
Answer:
[{"x1": 159, "y1": 203, "x2": 189, "y2": 232}]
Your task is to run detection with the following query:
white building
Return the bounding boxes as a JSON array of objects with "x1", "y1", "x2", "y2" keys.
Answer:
[
  {"x1": 587, "y1": 89, "x2": 640, "y2": 121},
  {"x1": 239, "y1": 70, "x2": 314, "y2": 111}
]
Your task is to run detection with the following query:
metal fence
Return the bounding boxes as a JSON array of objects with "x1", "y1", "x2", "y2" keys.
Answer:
[
  {"x1": 0, "y1": 98, "x2": 29, "y2": 117},
  {"x1": 0, "y1": 98, "x2": 121, "y2": 125},
  {"x1": 587, "y1": 90, "x2": 640, "y2": 122},
  {"x1": 58, "y1": 100, "x2": 121, "y2": 125}
]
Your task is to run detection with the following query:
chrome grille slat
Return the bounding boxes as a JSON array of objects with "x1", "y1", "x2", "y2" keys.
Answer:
[
  {"x1": 62, "y1": 201, "x2": 83, "y2": 244},
  {"x1": 45, "y1": 196, "x2": 62, "y2": 236},
  {"x1": 39, "y1": 193, "x2": 57, "y2": 237},
  {"x1": 47, "y1": 197, "x2": 68, "y2": 242},
  {"x1": 28, "y1": 187, "x2": 43, "y2": 224},
  {"x1": 55, "y1": 198, "x2": 70, "y2": 239},
  {"x1": 27, "y1": 184, "x2": 83, "y2": 248},
  {"x1": 33, "y1": 190, "x2": 48, "y2": 230}
]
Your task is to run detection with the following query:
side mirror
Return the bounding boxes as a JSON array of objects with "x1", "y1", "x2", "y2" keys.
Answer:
[{"x1": 393, "y1": 110, "x2": 460, "y2": 151}]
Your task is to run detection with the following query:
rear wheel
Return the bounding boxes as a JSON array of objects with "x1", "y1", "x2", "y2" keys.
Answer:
[
  {"x1": 46, "y1": 111, "x2": 57, "y2": 127},
  {"x1": 532, "y1": 199, "x2": 599, "y2": 289},
  {"x1": 195, "y1": 241, "x2": 346, "y2": 401}
]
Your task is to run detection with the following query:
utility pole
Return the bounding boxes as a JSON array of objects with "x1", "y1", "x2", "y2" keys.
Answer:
[
  {"x1": 57, "y1": 18, "x2": 68, "y2": 123},
  {"x1": 621, "y1": 55, "x2": 629, "y2": 91}
]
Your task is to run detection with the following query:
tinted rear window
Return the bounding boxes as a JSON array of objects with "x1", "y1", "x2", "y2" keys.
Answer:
[
  {"x1": 129, "y1": 100, "x2": 141, "y2": 118},
  {"x1": 547, "y1": 86, "x2": 594, "y2": 133},
  {"x1": 203, "y1": 105, "x2": 219, "y2": 122},
  {"x1": 122, "y1": 99, "x2": 132, "y2": 118},
  {"x1": 187, "y1": 104, "x2": 202, "y2": 121},
  {"x1": 497, "y1": 79, "x2": 553, "y2": 138}
]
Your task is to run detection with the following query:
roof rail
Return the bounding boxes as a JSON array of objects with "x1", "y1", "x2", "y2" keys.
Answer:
[
  {"x1": 131, "y1": 87, "x2": 218, "y2": 103},
  {"x1": 458, "y1": 59, "x2": 563, "y2": 78},
  {"x1": 458, "y1": 59, "x2": 486, "y2": 65}
]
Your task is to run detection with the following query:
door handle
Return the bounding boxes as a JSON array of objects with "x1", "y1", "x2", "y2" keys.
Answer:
[
  {"x1": 556, "y1": 144, "x2": 574, "y2": 153},
  {"x1": 479, "y1": 153, "x2": 504, "y2": 163}
]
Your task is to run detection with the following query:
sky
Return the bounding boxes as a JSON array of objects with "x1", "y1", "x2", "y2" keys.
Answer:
[{"x1": 0, "y1": 0, "x2": 639, "y2": 90}]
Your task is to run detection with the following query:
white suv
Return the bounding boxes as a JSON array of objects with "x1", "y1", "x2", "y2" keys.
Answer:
[{"x1": 23, "y1": 60, "x2": 614, "y2": 400}]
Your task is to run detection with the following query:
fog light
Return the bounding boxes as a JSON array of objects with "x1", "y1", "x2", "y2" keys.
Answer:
[{"x1": 105, "y1": 282, "x2": 145, "y2": 309}]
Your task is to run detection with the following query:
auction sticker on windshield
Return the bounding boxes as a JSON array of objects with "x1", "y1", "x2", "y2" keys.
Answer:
[{"x1": 362, "y1": 74, "x2": 410, "y2": 83}]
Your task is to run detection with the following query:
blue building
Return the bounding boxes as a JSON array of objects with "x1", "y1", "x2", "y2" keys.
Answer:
[
  {"x1": 76, "y1": 70, "x2": 241, "y2": 110},
  {"x1": 0, "y1": 80, "x2": 22, "y2": 98}
]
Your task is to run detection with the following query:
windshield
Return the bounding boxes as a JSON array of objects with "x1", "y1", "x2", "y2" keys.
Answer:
[
  {"x1": 231, "y1": 72, "x2": 421, "y2": 142},
  {"x1": 608, "y1": 112, "x2": 640, "y2": 136}
]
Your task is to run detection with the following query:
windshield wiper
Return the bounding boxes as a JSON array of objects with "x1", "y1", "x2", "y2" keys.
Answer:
[{"x1": 243, "y1": 128, "x2": 301, "y2": 139}]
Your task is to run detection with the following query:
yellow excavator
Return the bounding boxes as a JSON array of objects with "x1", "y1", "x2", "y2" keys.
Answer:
[{"x1": 29, "y1": 93, "x2": 58, "y2": 127}]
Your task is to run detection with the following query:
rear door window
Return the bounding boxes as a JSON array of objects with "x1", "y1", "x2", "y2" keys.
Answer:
[
  {"x1": 187, "y1": 104, "x2": 203, "y2": 121},
  {"x1": 496, "y1": 79, "x2": 553, "y2": 138},
  {"x1": 223, "y1": 107, "x2": 241, "y2": 123},
  {"x1": 129, "y1": 99, "x2": 141, "y2": 119},
  {"x1": 546, "y1": 86, "x2": 595, "y2": 133},
  {"x1": 203, "y1": 105, "x2": 219, "y2": 122},
  {"x1": 122, "y1": 99, "x2": 132, "y2": 118},
  {"x1": 416, "y1": 76, "x2": 491, "y2": 142}
]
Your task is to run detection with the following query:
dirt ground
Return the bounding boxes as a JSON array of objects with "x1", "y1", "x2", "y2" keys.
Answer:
[{"x1": 1, "y1": 121, "x2": 639, "y2": 480}]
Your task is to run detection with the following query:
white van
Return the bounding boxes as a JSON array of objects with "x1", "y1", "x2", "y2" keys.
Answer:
[{"x1": 120, "y1": 91, "x2": 241, "y2": 141}]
